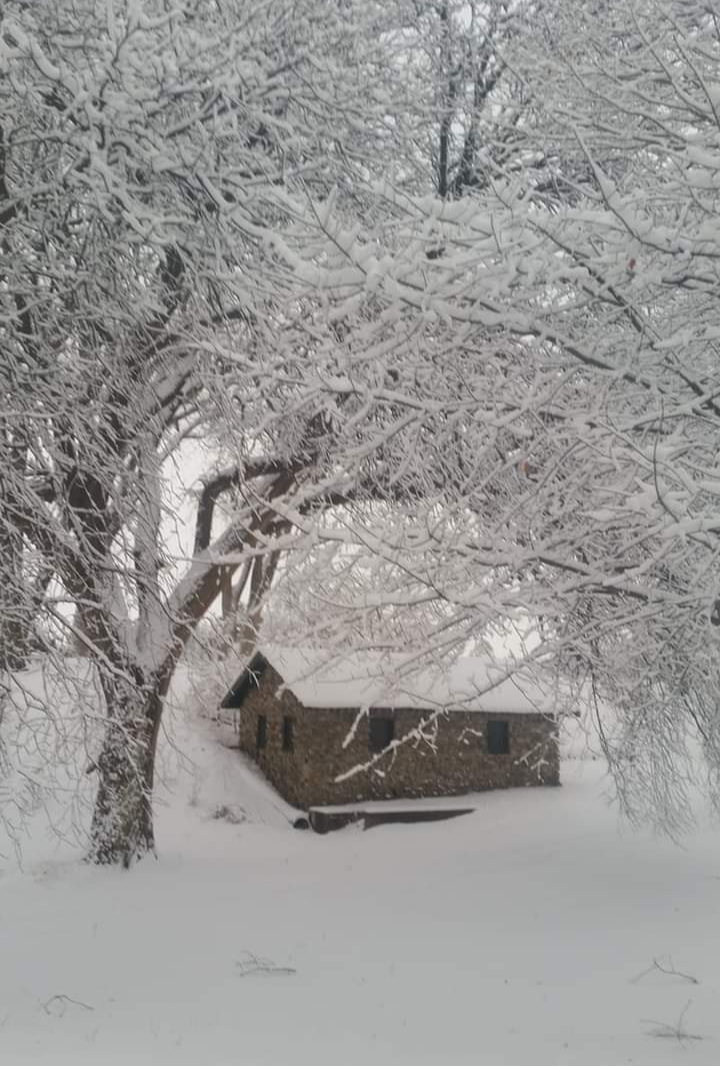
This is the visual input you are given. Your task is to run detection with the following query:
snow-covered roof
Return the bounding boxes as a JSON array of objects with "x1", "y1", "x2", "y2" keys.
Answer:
[{"x1": 240, "y1": 645, "x2": 557, "y2": 716}]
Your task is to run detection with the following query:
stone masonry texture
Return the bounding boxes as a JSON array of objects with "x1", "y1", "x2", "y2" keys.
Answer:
[{"x1": 236, "y1": 665, "x2": 560, "y2": 810}]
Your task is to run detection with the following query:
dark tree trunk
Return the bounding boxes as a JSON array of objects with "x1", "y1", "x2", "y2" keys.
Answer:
[
  {"x1": 0, "y1": 488, "x2": 29, "y2": 671},
  {"x1": 86, "y1": 474, "x2": 294, "y2": 867},
  {"x1": 88, "y1": 677, "x2": 165, "y2": 868},
  {"x1": 0, "y1": 617, "x2": 28, "y2": 672}
]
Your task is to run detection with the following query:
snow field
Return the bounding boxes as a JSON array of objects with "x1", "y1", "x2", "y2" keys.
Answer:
[{"x1": 1, "y1": 691, "x2": 719, "y2": 1064}]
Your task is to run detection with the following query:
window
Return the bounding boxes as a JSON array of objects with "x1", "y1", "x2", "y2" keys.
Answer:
[
  {"x1": 486, "y1": 720, "x2": 510, "y2": 755},
  {"x1": 369, "y1": 716, "x2": 394, "y2": 753},
  {"x1": 256, "y1": 714, "x2": 267, "y2": 750},
  {"x1": 282, "y1": 716, "x2": 294, "y2": 753}
]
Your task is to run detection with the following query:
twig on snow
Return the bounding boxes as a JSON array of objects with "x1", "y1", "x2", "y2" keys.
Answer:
[
  {"x1": 41, "y1": 994, "x2": 94, "y2": 1017},
  {"x1": 631, "y1": 954, "x2": 699, "y2": 985},
  {"x1": 235, "y1": 951, "x2": 296, "y2": 977},
  {"x1": 643, "y1": 1001, "x2": 704, "y2": 1046}
]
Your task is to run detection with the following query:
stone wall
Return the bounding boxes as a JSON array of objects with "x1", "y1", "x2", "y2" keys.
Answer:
[{"x1": 237, "y1": 664, "x2": 560, "y2": 810}]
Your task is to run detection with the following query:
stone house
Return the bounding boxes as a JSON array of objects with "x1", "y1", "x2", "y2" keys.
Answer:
[{"x1": 221, "y1": 646, "x2": 560, "y2": 810}]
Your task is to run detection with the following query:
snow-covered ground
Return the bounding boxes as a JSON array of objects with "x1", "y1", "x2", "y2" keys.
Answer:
[{"x1": 1, "y1": 683, "x2": 719, "y2": 1064}]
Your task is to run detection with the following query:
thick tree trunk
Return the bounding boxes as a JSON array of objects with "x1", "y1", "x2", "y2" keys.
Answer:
[{"x1": 88, "y1": 678, "x2": 165, "y2": 868}]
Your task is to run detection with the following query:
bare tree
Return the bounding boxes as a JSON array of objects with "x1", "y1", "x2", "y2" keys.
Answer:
[
  {"x1": 282, "y1": 0, "x2": 720, "y2": 831},
  {"x1": 0, "y1": 0, "x2": 410, "y2": 864},
  {"x1": 5, "y1": 0, "x2": 719, "y2": 862}
]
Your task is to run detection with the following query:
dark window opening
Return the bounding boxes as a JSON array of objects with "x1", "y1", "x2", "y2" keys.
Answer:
[
  {"x1": 369, "y1": 716, "x2": 394, "y2": 753},
  {"x1": 256, "y1": 714, "x2": 267, "y2": 750},
  {"x1": 282, "y1": 716, "x2": 294, "y2": 753},
  {"x1": 486, "y1": 720, "x2": 510, "y2": 755}
]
